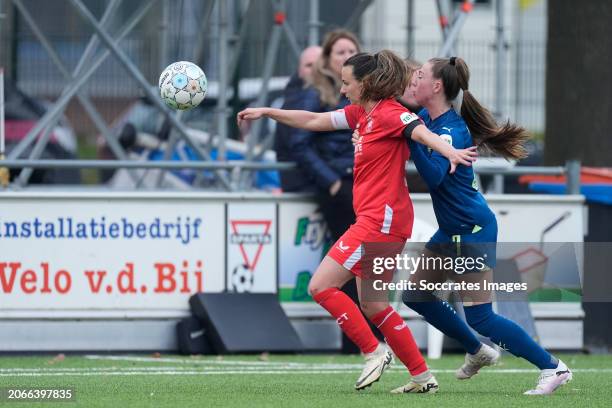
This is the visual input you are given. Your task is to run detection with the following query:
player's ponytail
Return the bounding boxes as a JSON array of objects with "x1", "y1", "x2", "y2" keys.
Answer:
[
  {"x1": 430, "y1": 57, "x2": 529, "y2": 160},
  {"x1": 345, "y1": 50, "x2": 408, "y2": 103}
]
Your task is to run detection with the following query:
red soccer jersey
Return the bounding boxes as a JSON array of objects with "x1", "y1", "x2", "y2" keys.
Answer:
[{"x1": 332, "y1": 98, "x2": 420, "y2": 238}]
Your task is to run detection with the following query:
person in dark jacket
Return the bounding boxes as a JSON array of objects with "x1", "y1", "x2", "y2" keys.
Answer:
[
  {"x1": 275, "y1": 46, "x2": 322, "y2": 192},
  {"x1": 274, "y1": 30, "x2": 380, "y2": 354},
  {"x1": 283, "y1": 30, "x2": 360, "y2": 240}
]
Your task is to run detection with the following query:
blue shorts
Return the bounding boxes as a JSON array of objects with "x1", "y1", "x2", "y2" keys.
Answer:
[{"x1": 425, "y1": 221, "x2": 498, "y2": 271}]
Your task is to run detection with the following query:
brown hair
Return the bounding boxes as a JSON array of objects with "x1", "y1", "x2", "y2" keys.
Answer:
[
  {"x1": 404, "y1": 57, "x2": 421, "y2": 82},
  {"x1": 344, "y1": 49, "x2": 408, "y2": 102},
  {"x1": 310, "y1": 29, "x2": 361, "y2": 108},
  {"x1": 429, "y1": 57, "x2": 529, "y2": 160},
  {"x1": 396, "y1": 58, "x2": 422, "y2": 111}
]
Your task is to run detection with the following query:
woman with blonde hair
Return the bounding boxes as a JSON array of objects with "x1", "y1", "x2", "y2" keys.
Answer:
[{"x1": 282, "y1": 29, "x2": 361, "y2": 240}]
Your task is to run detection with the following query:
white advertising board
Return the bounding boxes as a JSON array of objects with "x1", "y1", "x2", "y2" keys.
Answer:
[
  {"x1": 226, "y1": 203, "x2": 277, "y2": 293},
  {"x1": 0, "y1": 195, "x2": 225, "y2": 311}
]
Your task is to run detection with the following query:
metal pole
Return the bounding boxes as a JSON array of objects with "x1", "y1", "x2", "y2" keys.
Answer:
[
  {"x1": 281, "y1": 18, "x2": 302, "y2": 61},
  {"x1": 68, "y1": 0, "x2": 231, "y2": 189},
  {"x1": 0, "y1": 67, "x2": 8, "y2": 188},
  {"x1": 308, "y1": 0, "x2": 319, "y2": 46},
  {"x1": 227, "y1": 0, "x2": 254, "y2": 80},
  {"x1": 438, "y1": 0, "x2": 475, "y2": 57},
  {"x1": 513, "y1": 1, "x2": 523, "y2": 123},
  {"x1": 159, "y1": 0, "x2": 170, "y2": 70},
  {"x1": 435, "y1": 0, "x2": 457, "y2": 55},
  {"x1": 0, "y1": 67, "x2": 4, "y2": 157},
  {"x1": 154, "y1": 0, "x2": 220, "y2": 188},
  {"x1": 11, "y1": 0, "x2": 139, "y2": 185},
  {"x1": 7, "y1": 0, "x2": 155, "y2": 161},
  {"x1": 492, "y1": 174, "x2": 504, "y2": 194},
  {"x1": 193, "y1": 0, "x2": 216, "y2": 66},
  {"x1": 406, "y1": 0, "x2": 415, "y2": 56},
  {"x1": 566, "y1": 160, "x2": 581, "y2": 195},
  {"x1": 435, "y1": 0, "x2": 450, "y2": 40},
  {"x1": 0, "y1": 159, "x2": 297, "y2": 171},
  {"x1": 217, "y1": 0, "x2": 229, "y2": 162},
  {"x1": 240, "y1": 1, "x2": 284, "y2": 188},
  {"x1": 344, "y1": 0, "x2": 375, "y2": 32},
  {"x1": 494, "y1": 0, "x2": 506, "y2": 121}
]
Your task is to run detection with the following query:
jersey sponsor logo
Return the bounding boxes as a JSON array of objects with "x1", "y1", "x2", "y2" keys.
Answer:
[
  {"x1": 354, "y1": 142, "x2": 363, "y2": 155},
  {"x1": 366, "y1": 118, "x2": 374, "y2": 133},
  {"x1": 354, "y1": 125, "x2": 364, "y2": 156},
  {"x1": 440, "y1": 134, "x2": 453, "y2": 145},
  {"x1": 400, "y1": 111, "x2": 419, "y2": 125}
]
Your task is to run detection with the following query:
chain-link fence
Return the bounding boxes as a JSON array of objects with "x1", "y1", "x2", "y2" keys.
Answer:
[{"x1": 1, "y1": 0, "x2": 546, "y2": 138}]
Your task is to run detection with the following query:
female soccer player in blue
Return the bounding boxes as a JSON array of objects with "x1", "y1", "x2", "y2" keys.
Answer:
[{"x1": 355, "y1": 56, "x2": 572, "y2": 395}]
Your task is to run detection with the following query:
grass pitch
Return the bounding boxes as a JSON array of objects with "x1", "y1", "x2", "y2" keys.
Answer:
[{"x1": 0, "y1": 353, "x2": 610, "y2": 407}]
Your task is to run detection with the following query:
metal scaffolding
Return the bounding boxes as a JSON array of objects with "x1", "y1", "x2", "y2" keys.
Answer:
[{"x1": 0, "y1": 0, "x2": 522, "y2": 192}]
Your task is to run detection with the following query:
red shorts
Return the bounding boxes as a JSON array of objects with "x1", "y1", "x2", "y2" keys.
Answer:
[{"x1": 327, "y1": 221, "x2": 408, "y2": 278}]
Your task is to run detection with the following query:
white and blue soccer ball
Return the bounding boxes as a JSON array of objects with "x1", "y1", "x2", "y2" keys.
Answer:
[{"x1": 158, "y1": 61, "x2": 207, "y2": 111}]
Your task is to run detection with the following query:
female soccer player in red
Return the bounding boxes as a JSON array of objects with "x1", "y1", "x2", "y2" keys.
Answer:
[{"x1": 238, "y1": 50, "x2": 477, "y2": 393}]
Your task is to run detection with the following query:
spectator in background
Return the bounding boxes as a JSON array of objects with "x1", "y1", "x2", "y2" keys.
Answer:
[
  {"x1": 273, "y1": 30, "x2": 375, "y2": 354},
  {"x1": 274, "y1": 45, "x2": 322, "y2": 192},
  {"x1": 283, "y1": 29, "x2": 360, "y2": 239}
]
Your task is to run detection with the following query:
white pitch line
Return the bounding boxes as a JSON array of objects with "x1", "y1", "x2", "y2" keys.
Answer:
[
  {"x1": 0, "y1": 370, "x2": 359, "y2": 377},
  {"x1": 84, "y1": 355, "x2": 366, "y2": 368},
  {"x1": 81, "y1": 356, "x2": 612, "y2": 374},
  {"x1": 92, "y1": 355, "x2": 367, "y2": 368},
  {"x1": 0, "y1": 367, "x2": 611, "y2": 378},
  {"x1": 0, "y1": 365, "x2": 361, "y2": 372}
]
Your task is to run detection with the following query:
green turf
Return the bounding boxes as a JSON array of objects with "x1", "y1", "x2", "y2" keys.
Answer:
[{"x1": 0, "y1": 353, "x2": 609, "y2": 407}]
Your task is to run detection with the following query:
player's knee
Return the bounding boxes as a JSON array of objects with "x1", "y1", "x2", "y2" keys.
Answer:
[
  {"x1": 307, "y1": 281, "x2": 326, "y2": 298},
  {"x1": 307, "y1": 283, "x2": 318, "y2": 298},
  {"x1": 359, "y1": 301, "x2": 387, "y2": 318}
]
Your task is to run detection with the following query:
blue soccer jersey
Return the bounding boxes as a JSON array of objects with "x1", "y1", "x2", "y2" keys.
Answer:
[{"x1": 408, "y1": 108, "x2": 495, "y2": 236}]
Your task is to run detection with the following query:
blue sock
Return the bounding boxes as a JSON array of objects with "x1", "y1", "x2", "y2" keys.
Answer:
[
  {"x1": 464, "y1": 303, "x2": 557, "y2": 369},
  {"x1": 403, "y1": 291, "x2": 481, "y2": 355}
]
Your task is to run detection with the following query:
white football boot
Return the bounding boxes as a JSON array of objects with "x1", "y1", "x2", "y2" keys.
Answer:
[
  {"x1": 354, "y1": 343, "x2": 393, "y2": 390},
  {"x1": 456, "y1": 343, "x2": 501, "y2": 380},
  {"x1": 390, "y1": 374, "x2": 439, "y2": 394},
  {"x1": 524, "y1": 359, "x2": 572, "y2": 395}
]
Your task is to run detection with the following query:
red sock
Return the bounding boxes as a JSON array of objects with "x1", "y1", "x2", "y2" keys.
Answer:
[
  {"x1": 313, "y1": 288, "x2": 379, "y2": 354},
  {"x1": 371, "y1": 306, "x2": 428, "y2": 376}
]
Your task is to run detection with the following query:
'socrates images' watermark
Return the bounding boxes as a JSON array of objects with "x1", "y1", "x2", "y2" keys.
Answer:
[{"x1": 356, "y1": 241, "x2": 597, "y2": 303}]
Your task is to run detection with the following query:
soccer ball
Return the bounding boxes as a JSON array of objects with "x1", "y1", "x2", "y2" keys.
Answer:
[
  {"x1": 231, "y1": 264, "x2": 254, "y2": 293},
  {"x1": 158, "y1": 61, "x2": 207, "y2": 111}
]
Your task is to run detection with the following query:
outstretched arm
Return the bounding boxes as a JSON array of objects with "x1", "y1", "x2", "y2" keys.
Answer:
[
  {"x1": 237, "y1": 108, "x2": 334, "y2": 132},
  {"x1": 408, "y1": 124, "x2": 477, "y2": 173},
  {"x1": 409, "y1": 139, "x2": 448, "y2": 189}
]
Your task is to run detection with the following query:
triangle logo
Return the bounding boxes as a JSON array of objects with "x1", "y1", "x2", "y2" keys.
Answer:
[{"x1": 230, "y1": 220, "x2": 272, "y2": 271}]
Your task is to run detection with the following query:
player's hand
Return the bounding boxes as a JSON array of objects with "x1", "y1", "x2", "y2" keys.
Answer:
[
  {"x1": 351, "y1": 130, "x2": 362, "y2": 145},
  {"x1": 237, "y1": 108, "x2": 267, "y2": 128},
  {"x1": 449, "y1": 146, "x2": 478, "y2": 173}
]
